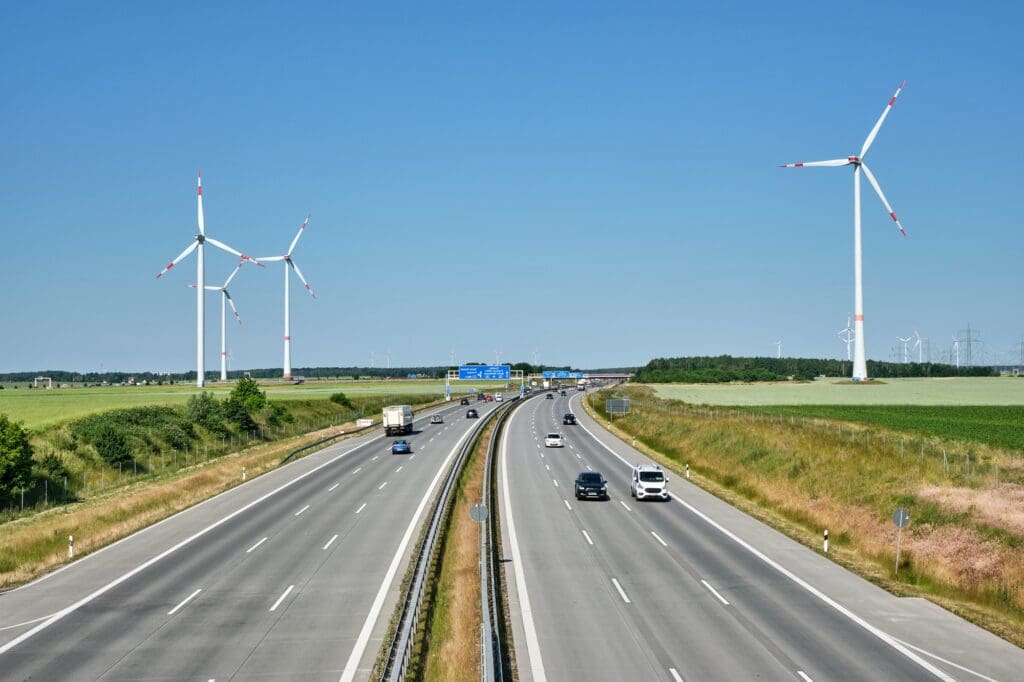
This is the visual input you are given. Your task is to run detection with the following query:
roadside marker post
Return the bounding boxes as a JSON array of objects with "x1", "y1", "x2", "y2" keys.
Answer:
[
  {"x1": 685, "y1": 464, "x2": 690, "y2": 480},
  {"x1": 68, "y1": 535, "x2": 74, "y2": 558},
  {"x1": 893, "y1": 508, "x2": 910, "y2": 574},
  {"x1": 242, "y1": 466, "x2": 247, "y2": 481},
  {"x1": 823, "y1": 529, "x2": 829, "y2": 554}
]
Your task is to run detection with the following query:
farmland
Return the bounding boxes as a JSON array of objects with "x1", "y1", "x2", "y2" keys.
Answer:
[{"x1": 0, "y1": 379, "x2": 515, "y2": 430}]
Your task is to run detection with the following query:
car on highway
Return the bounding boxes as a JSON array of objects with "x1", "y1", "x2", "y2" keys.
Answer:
[
  {"x1": 460, "y1": 397, "x2": 470, "y2": 405},
  {"x1": 546, "y1": 393, "x2": 554, "y2": 399},
  {"x1": 630, "y1": 463, "x2": 669, "y2": 501},
  {"x1": 563, "y1": 413, "x2": 576, "y2": 425},
  {"x1": 574, "y1": 471, "x2": 608, "y2": 500},
  {"x1": 485, "y1": 394, "x2": 494, "y2": 402},
  {"x1": 466, "y1": 408, "x2": 479, "y2": 418},
  {"x1": 560, "y1": 390, "x2": 567, "y2": 396},
  {"x1": 544, "y1": 433, "x2": 564, "y2": 448},
  {"x1": 495, "y1": 393, "x2": 503, "y2": 402},
  {"x1": 477, "y1": 393, "x2": 486, "y2": 401},
  {"x1": 391, "y1": 440, "x2": 412, "y2": 455},
  {"x1": 430, "y1": 414, "x2": 444, "y2": 424}
]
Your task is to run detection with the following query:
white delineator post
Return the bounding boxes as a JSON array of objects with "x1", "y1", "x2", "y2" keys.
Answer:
[{"x1": 824, "y1": 529, "x2": 829, "y2": 554}]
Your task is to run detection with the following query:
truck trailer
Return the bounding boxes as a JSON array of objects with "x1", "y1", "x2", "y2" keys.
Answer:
[{"x1": 383, "y1": 405, "x2": 414, "y2": 436}]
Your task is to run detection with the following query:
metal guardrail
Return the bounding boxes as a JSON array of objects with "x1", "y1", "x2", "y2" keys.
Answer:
[{"x1": 380, "y1": 397, "x2": 519, "y2": 681}]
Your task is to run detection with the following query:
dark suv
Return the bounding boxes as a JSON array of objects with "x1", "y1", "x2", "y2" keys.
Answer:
[
  {"x1": 574, "y1": 471, "x2": 608, "y2": 500},
  {"x1": 563, "y1": 413, "x2": 576, "y2": 425},
  {"x1": 460, "y1": 397, "x2": 470, "y2": 405}
]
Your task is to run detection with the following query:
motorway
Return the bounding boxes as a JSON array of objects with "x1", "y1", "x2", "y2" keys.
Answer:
[
  {"x1": 0, "y1": 397, "x2": 502, "y2": 681},
  {"x1": 499, "y1": 390, "x2": 1024, "y2": 681}
]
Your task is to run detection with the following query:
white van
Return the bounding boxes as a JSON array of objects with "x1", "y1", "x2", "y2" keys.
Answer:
[
  {"x1": 495, "y1": 393, "x2": 503, "y2": 402},
  {"x1": 630, "y1": 464, "x2": 669, "y2": 501}
]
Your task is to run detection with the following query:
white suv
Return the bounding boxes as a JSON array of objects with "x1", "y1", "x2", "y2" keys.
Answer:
[
  {"x1": 544, "y1": 433, "x2": 564, "y2": 448},
  {"x1": 630, "y1": 464, "x2": 669, "y2": 501}
]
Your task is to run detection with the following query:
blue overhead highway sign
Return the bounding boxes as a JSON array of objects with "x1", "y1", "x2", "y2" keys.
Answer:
[{"x1": 459, "y1": 365, "x2": 510, "y2": 381}]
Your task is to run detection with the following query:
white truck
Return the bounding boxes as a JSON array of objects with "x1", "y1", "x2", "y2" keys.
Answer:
[{"x1": 383, "y1": 405, "x2": 414, "y2": 436}]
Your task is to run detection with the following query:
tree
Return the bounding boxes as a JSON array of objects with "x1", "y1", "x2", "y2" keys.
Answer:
[
  {"x1": 231, "y1": 377, "x2": 267, "y2": 413},
  {"x1": 0, "y1": 415, "x2": 34, "y2": 499}
]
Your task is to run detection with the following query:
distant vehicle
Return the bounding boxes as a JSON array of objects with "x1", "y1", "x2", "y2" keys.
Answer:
[
  {"x1": 391, "y1": 439, "x2": 412, "y2": 455},
  {"x1": 544, "y1": 433, "x2": 564, "y2": 448},
  {"x1": 383, "y1": 405, "x2": 414, "y2": 436},
  {"x1": 560, "y1": 390, "x2": 566, "y2": 396},
  {"x1": 460, "y1": 397, "x2": 470, "y2": 405},
  {"x1": 477, "y1": 393, "x2": 486, "y2": 401},
  {"x1": 563, "y1": 413, "x2": 576, "y2": 425},
  {"x1": 630, "y1": 464, "x2": 669, "y2": 501},
  {"x1": 546, "y1": 393, "x2": 554, "y2": 400},
  {"x1": 485, "y1": 394, "x2": 494, "y2": 402},
  {"x1": 466, "y1": 408, "x2": 479, "y2": 418},
  {"x1": 495, "y1": 393, "x2": 503, "y2": 402},
  {"x1": 574, "y1": 471, "x2": 608, "y2": 500},
  {"x1": 430, "y1": 414, "x2": 444, "y2": 424}
]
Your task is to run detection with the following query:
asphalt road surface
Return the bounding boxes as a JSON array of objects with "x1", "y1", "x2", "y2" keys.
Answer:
[
  {"x1": 499, "y1": 390, "x2": 1024, "y2": 682},
  {"x1": 0, "y1": 398, "x2": 502, "y2": 681}
]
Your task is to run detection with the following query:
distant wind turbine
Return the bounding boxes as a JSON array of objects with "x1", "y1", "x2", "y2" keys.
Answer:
[
  {"x1": 838, "y1": 314, "x2": 855, "y2": 361},
  {"x1": 781, "y1": 81, "x2": 908, "y2": 381},
  {"x1": 190, "y1": 262, "x2": 246, "y2": 382},
  {"x1": 774, "y1": 341, "x2": 783, "y2": 359}
]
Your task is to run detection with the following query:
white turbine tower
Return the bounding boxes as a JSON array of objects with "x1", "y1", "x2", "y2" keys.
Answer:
[
  {"x1": 190, "y1": 262, "x2": 246, "y2": 382},
  {"x1": 838, "y1": 314, "x2": 855, "y2": 360},
  {"x1": 781, "y1": 81, "x2": 908, "y2": 381},
  {"x1": 256, "y1": 215, "x2": 316, "y2": 380},
  {"x1": 774, "y1": 341, "x2": 783, "y2": 359},
  {"x1": 913, "y1": 329, "x2": 923, "y2": 363},
  {"x1": 897, "y1": 335, "x2": 912, "y2": 363},
  {"x1": 156, "y1": 172, "x2": 261, "y2": 387},
  {"x1": 952, "y1": 336, "x2": 961, "y2": 368}
]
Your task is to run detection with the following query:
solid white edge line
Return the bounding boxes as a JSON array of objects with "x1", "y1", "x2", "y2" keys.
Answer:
[
  {"x1": 269, "y1": 584, "x2": 294, "y2": 612},
  {"x1": 651, "y1": 531, "x2": 668, "y2": 547},
  {"x1": 295, "y1": 505, "x2": 310, "y2": 516},
  {"x1": 701, "y1": 579, "x2": 730, "y2": 606},
  {"x1": 573, "y1": 405, "x2": 956, "y2": 682},
  {"x1": 0, "y1": 437, "x2": 373, "y2": 656},
  {"x1": 891, "y1": 637, "x2": 1000, "y2": 682},
  {"x1": 339, "y1": 414, "x2": 483, "y2": 682},
  {"x1": 355, "y1": 503, "x2": 367, "y2": 514},
  {"x1": 246, "y1": 537, "x2": 268, "y2": 553},
  {"x1": 167, "y1": 588, "x2": 202, "y2": 615},
  {"x1": 582, "y1": 530, "x2": 594, "y2": 545},
  {"x1": 797, "y1": 672, "x2": 813, "y2": 682},
  {"x1": 669, "y1": 668, "x2": 684, "y2": 682},
  {"x1": 323, "y1": 534, "x2": 339, "y2": 551},
  {"x1": 501, "y1": 400, "x2": 547, "y2": 682},
  {"x1": 611, "y1": 578, "x2": 631, "y2": 604}
]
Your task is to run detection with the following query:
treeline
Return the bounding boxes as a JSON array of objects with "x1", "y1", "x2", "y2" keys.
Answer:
[{"x1": 635, "y1": 356, "x2": 997, "y2": 383}]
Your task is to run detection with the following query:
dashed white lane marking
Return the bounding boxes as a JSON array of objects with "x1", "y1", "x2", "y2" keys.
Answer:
[
  {"x1": 669, "y1": 669, "x2": 684, "y2": 682},
  {"x1": 545, "y1": 464, "x2": 550, "y2": 471},
  {"x1": 167, "y1": 588, "x2": 202, "y2": 615},
  {"x1": 585, "y1": 465, "x2": 592, "y2": 471},
  {"x1": 356, "y1": 503, "x2": 367, "y2": 514},
  {"x1": 395, "y1": 466, "x2": 403, "y2": 473},
  {"x1": 371, "y1": 455, "x2": 379, "y2": 461},
  {"x1": 295, "y1": 505, "x2": 310, "y2": 516},
  {"x1": 797, "y1": 672, "x2": 813, "y2": 682},
  {"x1": 323, "y1": 534, "x2": 338, "y2": 550},
  {"x1": 581, "y1": 530, "x2": 594, "y2": 545},
  {"x1": 651, "y1": 531, "x2": 668, "y2": 547},
  {"x1": 246, "y1": 537, "x2": 267, "y2": 553},
  {"x1": 563, "y1": 499, "x2": 572, "y2": 511},
  {"x1": 701, "y1": 579, "x2": 730, "y2": 605},
  {"x1": 540, "y1": 452, "x2": 544, "y2": 459},
  {"x1": 568, "y1": 444, "x2": 574, "y2": 449},
  {"x1": 328, "y1": 483, "x2": 340, "y2": 492},
  {"x1": 620, "y1": 500, "x2": 632, "y2": 512},
  {"x1": 410, "y1": 454, "x2": 416, "y2": 460},
  {"x1": 552, "y1": 479, "x2": 559, "y2": 488},
  {"x1": 536, "y1": 444, "x2": 541, "y2": 449},
  {"x1": 378, "y1": 481, "x2": 388, "y2": 490},
  {"x1": 269, "y1": 584, "x2": 295, "y2": 612},
  {"x1": 575, "y1": 453, "x2": 581, "y2": 459},
  {"x1": 611, "y1": 578, "x2": 631, "y2": 604},
  {"x1": 352, "y1": 467, "x2": 362, "y2": 475}
]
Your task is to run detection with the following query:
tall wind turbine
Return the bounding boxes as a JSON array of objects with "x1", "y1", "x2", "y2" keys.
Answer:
[
  {"x1": 257, "y1": 215, "x2": 316, "y2": 380},
  {"x1": 838, "y1": 314, "x2": 855, "y2": 360},
  {"x1": 190, "y1": 262, "x2": 246, "y2": 381},
  {"x1": 781, "y1": 81, "x2": 908, "y2": 381},
  {"x1": 156, "y1": 172, "x2": 261, "y2": 387},
  {"x1": 774, "y1": 340, "x2": 783, "y2": 359},
  {"x1": 912, "y1": 329, "x2": 923, "y2": 363},
  {"x1": 897, "y1": 335, "x2": 912, "y2": 363}
]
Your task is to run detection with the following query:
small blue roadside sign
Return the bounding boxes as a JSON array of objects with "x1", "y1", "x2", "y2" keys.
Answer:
[{"x1": 459, "y1": 365, "x2": 510, "y2": 381}]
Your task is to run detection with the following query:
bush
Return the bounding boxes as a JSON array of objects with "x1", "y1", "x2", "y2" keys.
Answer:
[
  {"x1": 330, "y1": 392, "x2": 353, "y2": 409},
  {"x1": 231, "y1": 377, "x2": 266, "y2": 413},
  {"x1": 223, "y1": 395, "x2": 257, "y2": 432},
  {"x1": 0, "y1": 415, "x2": 33, "y2": 499},
  {"x1": 92, "y1": 424, "x2": 132, "y2": 465}
]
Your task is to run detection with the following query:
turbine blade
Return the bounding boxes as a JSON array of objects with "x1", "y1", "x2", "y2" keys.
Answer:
[
  {"x1": 196, "y1": 171, "x2": 205, "y2": 236},
  {"x1": 860, "y1": 163, "x2": 906, "y2": 236},
  {"x1": 225, "y1": 291, "x2": 242, "y2": 324},
  {"x1": 287, "y1": 259, "x2": 316, "y2": 299},
  {"x1": 779, "y1": 159, "x2": 853, "y2": 168},
  {"x1": 223, "y1": 262, "x2": 244, "y2": 287},
  {"x1": 254, "y1": 255, "x2": 286, "y2": 262},
  {"x1": 287, "y1": 214, "x2": 311, "y2": 256},
  {"x1": 861, "y1": 80, "x2": 905, "y2": 158},
  {"x1": 155, "y1": 240, "x2": 198, "y2": 278},
  {"x1": 206, "y1": 237, "x2": 265, "y2": 266}
]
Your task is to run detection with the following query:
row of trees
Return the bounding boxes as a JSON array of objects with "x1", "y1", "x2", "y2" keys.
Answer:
[{"x1": 635, "y1": 356, "x2": 997, "y2": 383}]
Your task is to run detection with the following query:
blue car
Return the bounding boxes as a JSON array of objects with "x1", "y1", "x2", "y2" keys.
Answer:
[{"x1": 391, "y1": 440, "x2": 411, "y2": 455}]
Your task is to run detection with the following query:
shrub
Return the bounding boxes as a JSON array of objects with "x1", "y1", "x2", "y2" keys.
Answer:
[
  {"x1": 231, "y1": 377, "x2": 266, "y2": 413},
  {"x1": 0, "y1": 415, "x2": 33, "y2": 499},
  {"x1": 330, "y1": 392, "x2": 353, "y2": 409},
  {"x1": 92, "y1": 424, "x2": 132, "y2": 465}
]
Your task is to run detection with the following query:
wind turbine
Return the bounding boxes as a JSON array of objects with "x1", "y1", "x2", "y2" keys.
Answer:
[
  {"x1": 189, "y1": 262, "x2": 246, "y2": 382},
  {"x1": 256, "y1": 215, "x2": 316, "y2": 380},
  {"x1": 912, "y1": 330, "x2": 923, "y2": 363},
  {"x1": 838, "y1": 314, "x2": 854, "y2": 360},
  {"x1": 774, "y1": 341, "x2": 782, "y2": 359},
  {"x1": 897, "y1": 335, "x2": 912, "y2": 363},
  {"x1": 781, "y1": 81, "x2": 908, "y2": 381},
  {"x1": 156, "y1": 172, "x2": 262, "y2": 388},
  {"x1": 952, "y1": 336, "x2": 961, "y2": 368}
]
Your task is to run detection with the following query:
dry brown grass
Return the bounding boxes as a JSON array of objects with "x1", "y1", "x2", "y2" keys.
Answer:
[{"x1": 0, "y1": 422, "x2": 364, "y2": 589}]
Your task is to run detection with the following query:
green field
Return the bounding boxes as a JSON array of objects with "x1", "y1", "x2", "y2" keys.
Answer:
[
  {"x1": 0, "y1": 379, "x2": 518, "y2": 430},
  {"x1": 649, "y1": 377, "x2": 1024, "y2": 406}
]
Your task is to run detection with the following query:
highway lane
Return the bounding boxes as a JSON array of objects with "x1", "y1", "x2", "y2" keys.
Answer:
[
  {"x1": 0, "y1": 397, "x2": 500, "y2": 681},
  {"x1": 500, "y1": 390, "x2": 1024, "y2": 681}
]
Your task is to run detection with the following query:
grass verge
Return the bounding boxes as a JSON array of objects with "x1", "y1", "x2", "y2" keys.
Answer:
[{"x1": 582, "y1": 385, "x2": 1024, "y2": 648}]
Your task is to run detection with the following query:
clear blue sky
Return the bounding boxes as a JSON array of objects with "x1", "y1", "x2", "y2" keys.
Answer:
[{"x1": 1, "y1": 2, "x2": 1021, "y2": 373}]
